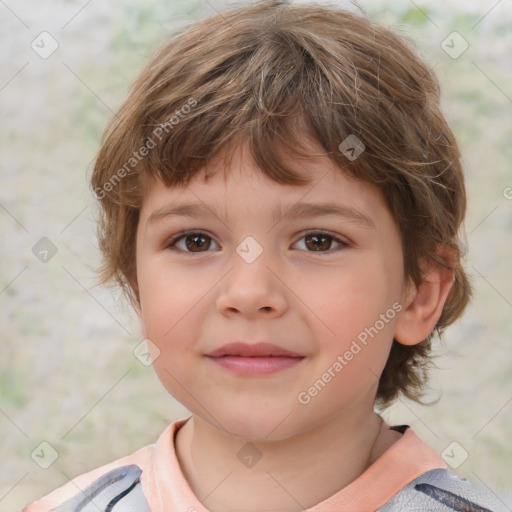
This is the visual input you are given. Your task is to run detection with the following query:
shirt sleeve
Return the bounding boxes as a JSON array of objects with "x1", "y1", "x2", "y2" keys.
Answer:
[
  {"x1": 377, "y1": 468, "x2": 509, "y2": 512},
  {"x1": 22, "y1": 465, "x2": 150, "y2": 512}
]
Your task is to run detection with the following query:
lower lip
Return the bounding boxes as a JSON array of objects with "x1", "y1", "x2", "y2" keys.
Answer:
[{"x1": 206, "y1": 356, "x2": 304, "y2": 376}]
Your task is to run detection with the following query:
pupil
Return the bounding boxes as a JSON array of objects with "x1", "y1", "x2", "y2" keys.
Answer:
[
  {"x1": 308, "y1": 234, "x2": 330, "y2": 251},
  {"x1": 187, "y1": 234, "x2": 209, "y2": 251}
]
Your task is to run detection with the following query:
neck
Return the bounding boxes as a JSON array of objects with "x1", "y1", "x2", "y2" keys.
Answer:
[{"x1": 175, "y1": 403, "x2": 399, "y2": 511}]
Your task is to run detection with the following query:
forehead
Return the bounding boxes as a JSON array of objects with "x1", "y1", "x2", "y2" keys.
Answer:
[{"x1": 138, "y1": 141, "x2": 389, "y2": 231}]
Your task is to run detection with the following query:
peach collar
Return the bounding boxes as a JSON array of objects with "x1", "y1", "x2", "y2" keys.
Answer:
[{"x1": 149, "y1": 417, "x2": 446, "y2": 512}]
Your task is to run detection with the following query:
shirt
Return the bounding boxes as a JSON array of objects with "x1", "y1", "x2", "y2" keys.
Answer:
[{"x1": 23, "y1": 416, "x2": 505, "y2": 512}]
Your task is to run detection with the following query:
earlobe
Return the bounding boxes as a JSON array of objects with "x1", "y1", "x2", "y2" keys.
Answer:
[{"x1": 394, "y1": 250, "x2": 456, "y2": 346}]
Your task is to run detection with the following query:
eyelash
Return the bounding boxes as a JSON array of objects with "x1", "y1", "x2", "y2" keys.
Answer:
[{"x1": 164, "y1": 229, "x2": 351, "y2": 254}]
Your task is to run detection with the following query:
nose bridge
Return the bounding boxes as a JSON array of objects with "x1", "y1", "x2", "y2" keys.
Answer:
[{"x1": 216, "y1": 233, "x2": 287, "y2": 317}]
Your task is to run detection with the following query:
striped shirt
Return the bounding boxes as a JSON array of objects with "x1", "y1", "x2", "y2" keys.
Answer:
[{"x1": 23, "y1": 417, "x2": 506, "y2": 512}]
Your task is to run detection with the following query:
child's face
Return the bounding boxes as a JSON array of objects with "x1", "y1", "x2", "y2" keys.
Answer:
[{"x1": 135, "y1": 141, "x2": 409, "y2": 441}]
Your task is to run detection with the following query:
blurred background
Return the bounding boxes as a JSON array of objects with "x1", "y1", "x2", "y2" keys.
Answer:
[{"x1": 1, "y1": 0, "x2": 511, "y2": 510}]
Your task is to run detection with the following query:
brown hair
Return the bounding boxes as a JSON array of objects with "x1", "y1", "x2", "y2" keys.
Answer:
[{"x1": 90, "y1": 0, "x2": 471, "y2": 408}]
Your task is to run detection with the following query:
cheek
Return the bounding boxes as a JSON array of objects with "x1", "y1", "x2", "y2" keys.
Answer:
[
  {"x1": 142, "y1": 290, "x2": 199, "y2": 397},
  {"x1": 137, "y1": 253, "x2": 192, "y2": 327},
  {"x1": 315, "y1": 261, "x2": 399, "y2": 362},
  {"x1": 137, "y1": 264, "x2": 212, "y2": 373},
  {"x1": 321, "y1": 261, "x2": 394, "y2": 320}
]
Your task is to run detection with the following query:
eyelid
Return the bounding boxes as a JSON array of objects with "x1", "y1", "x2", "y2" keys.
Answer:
[
  {"x1": 296, "y1": 229, "x2": 351, "y2": 252},
  {"x1": 165, "y1": 229, "x2": 219, "y2": 252},
  {"x1": 299, "y1": 229, "x2": 351, "y2": 245}
]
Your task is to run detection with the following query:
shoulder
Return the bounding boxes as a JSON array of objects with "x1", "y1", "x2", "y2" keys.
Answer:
[
  {"x1": 22, "y1": 443, "x2": 154, "y2": 512},
  {"x1": 377, "y1": 468, "x2": 508, "y2": 512},
  {"x1": 23, "y1": 465, "x2": 150, "y2": 512},
  {"x1": 23, "y1": 419, "x2": 187, "y2": 512}
]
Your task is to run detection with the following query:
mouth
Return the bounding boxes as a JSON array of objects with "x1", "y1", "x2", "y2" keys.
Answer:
[
  {"x1": 205, "y1": 342, "x2": 305, "y2": 376},
  {"x1": 206, "y1": 341, "x2": 303, "y2": 358}
]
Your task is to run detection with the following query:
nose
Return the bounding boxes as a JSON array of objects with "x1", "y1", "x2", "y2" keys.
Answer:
[{"x1": 215, "y1": 243, "x2": 288, "y2": 320}]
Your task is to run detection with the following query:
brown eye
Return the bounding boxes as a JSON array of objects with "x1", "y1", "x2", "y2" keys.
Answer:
[
  {"x1": 184, "y1": 234, "x2": 211, "y2": 252},
  {"x1": 304, "y1": 233, "x2": 333, "y2": 251},
  {"x1": 295, "y1": 231, "x2": 349, "y2": 253},
  {"x1": 167, "y1": 232, "x2": 218, "y2": 253}
]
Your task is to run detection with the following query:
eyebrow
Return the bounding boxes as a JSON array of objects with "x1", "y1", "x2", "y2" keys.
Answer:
[{"x1": 146, "y1": 201, "x2": 375, "y2": 229}]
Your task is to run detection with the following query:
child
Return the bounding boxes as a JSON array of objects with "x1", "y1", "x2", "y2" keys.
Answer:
[{"x1": 23, "y1": 1, "x2": 506, "y2": 511}]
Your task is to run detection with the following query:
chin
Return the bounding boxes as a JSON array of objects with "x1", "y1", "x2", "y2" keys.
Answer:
[{"x1": 214, "y1": 408, "x2": 305, "y2": 443}]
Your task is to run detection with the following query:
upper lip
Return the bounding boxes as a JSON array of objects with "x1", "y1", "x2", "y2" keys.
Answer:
[{"x1": 206, "y1": 342, "x2": 303, "y2": 358}]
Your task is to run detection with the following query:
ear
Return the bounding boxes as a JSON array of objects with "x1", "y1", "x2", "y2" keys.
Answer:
[{"x1": 394, "y1": 246, "x2": 457, "y2": 346}]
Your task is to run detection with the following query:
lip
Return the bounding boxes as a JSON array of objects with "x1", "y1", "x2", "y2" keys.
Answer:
[
  {"x1": 205, "y1": 342, "x2": 305, "y2": 376},
  {"x1": 206, "y1": 355, "x2": 304, "y2": 376},
  {"x1": 206, "y1": 341, "x2": 303, "y2": 358}
]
